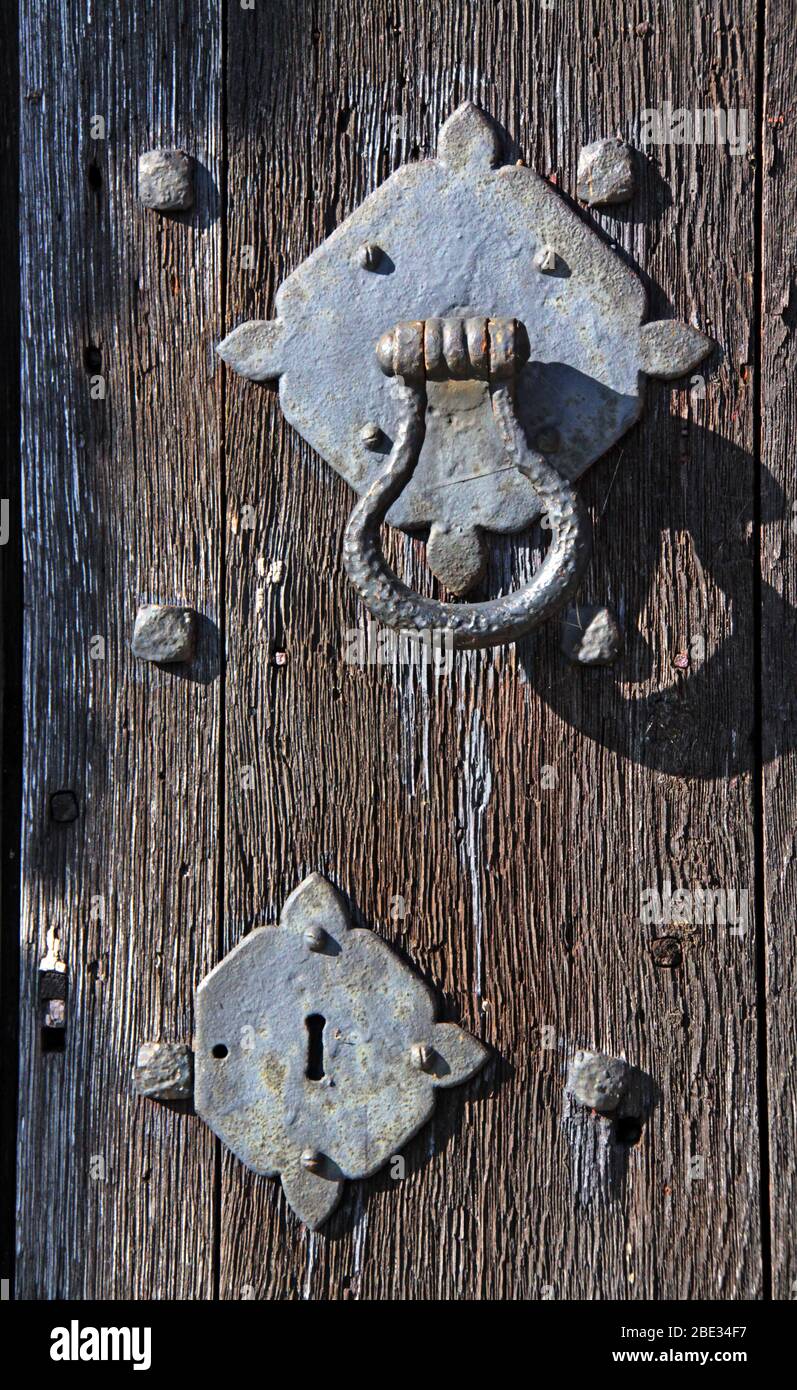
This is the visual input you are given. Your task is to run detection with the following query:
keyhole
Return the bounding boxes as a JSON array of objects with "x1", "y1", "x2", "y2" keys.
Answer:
[{"x1": 305, "y1": 1014, "x2": 325, "y2": 1081}]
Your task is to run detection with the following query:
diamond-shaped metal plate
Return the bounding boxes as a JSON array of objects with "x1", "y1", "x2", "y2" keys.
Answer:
[
  {"x1": 218, "y1": 102, "x2": 710, "y2": 590},
  {"x1": 194, "y1": 874, "x2": 487, "y2": 1229}
]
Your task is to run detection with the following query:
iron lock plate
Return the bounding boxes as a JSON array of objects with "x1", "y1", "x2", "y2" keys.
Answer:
[{"x1": 193, "y1": 874, "x2": 487, "y2": 1229}]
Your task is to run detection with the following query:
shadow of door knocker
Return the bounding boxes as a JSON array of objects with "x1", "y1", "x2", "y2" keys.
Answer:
[{"x1": 218, "y1": 102, "x2": 712, "y2": 651}]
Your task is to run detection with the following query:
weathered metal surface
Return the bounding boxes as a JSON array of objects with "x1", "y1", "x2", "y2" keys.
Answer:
[
  {"x1": 560, "y1": 603, "x2": 622, "y2": 665},
  {"x1": 567, "y1": 1051, "x2": 632, "y2": 1114},
  {"x1": 218, "y1": 101, "x2": 711, "y2": 616},
  {"x1": 342, "y1": 373, "x2": 592, "y2": 648},
  {"x1": 134, "y1": 1043, "x2": 194, "y2": 1101},
  {"x1": 576, "y1": 138, "x2": 636, "y2": 206},
  {"x1": 137, "y1": 148, "x2": 194, "y2": 212},
  {"x1": 193, "y1": 873, "x2": 488, "y2": 1229},
  {"x1": 131, "y1": 604, "x2": 197, "y2": 663}
]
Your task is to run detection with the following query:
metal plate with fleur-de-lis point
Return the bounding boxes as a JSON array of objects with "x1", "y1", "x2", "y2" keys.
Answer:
[
  {"x1": 218, "y1": 102, "x2": 712, "y2": 650},
  {"x1": 193, "y1": 874, "x2": 488, "y2": 1229}
]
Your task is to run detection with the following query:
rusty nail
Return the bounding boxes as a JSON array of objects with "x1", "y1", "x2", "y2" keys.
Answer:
[
  {"x1": 651, "y1": 937, "x2": 682, "y2": 968},
  {"x1": 357, "y1": 241, "x2": 383, "y2": 270},
  {"x1": 304, "y1": 924, "x2": 327, "y2": 952},
  {"x1": 410, "y1": 1042, "x2": 434, "y2": 1072},
  {"x1": 673, "y1": 651, "x2": 690, "y2": 670},
  {"x1": 301, "y1": 1148, "x2": 323, "y2": 1172},
  {"x1": 360, "y1": 421, "x2": 382, "y2": 449}
]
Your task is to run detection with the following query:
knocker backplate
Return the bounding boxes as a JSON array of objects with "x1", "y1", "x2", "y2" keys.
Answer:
[
  {"x1": 220, "y1": 102, "x2": 710, "y2": 615},
  {"x1": 219, "y1": 105, "x2": 706, "y2": 558}
]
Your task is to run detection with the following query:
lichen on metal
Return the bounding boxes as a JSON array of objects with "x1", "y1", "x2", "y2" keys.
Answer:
[
  {"x1": 218, "y1": 101, "x2": 712, "y2": 647},
  {"x1": 193, "y1": 874, "x2": 488, "y2": 1230}
]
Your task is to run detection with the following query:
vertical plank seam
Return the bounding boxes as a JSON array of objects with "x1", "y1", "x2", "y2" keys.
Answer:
[
  {"x1": 0, "y1": 0, "x2": 21, "y2": 1298},
  {"x1": 213, "y1": 0, "x2": 231, "y2": 1305},
  {"x1": 754, "y1": 0, "x2": 773, "y2": 1301}
]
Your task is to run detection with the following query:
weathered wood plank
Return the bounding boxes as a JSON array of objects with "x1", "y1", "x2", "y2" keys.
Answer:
[
  {"x1": 761, "y1": 0, "x2": 797, "y2": 1302},
  {"x1": 221, "y1": 0, "x2": 761, "y2": 1297},
  {"x1": 16, "y1": 0, "x2": 222, "y2": 1297},
  {"x1": 0, "y1": 0, "x2": 21, "y2": 1291}
]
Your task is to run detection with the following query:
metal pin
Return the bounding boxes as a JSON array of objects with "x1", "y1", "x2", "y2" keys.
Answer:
[
  {"x1": 304, "y1": 925, "x2": 327, "y2": 952},
  {"x1": 410, "y1": 1042, "x2": 434, "y2": 1072},
  {"x1": 357, "y1": 242, "x2": 383, "y2": 270},
  {"x1": 534, "y1": 245, "x2": 557, "y2": 273},
  {"x1": 301, "y1": 1148, "x2": 323, "y2": 1172},
  {"x1": 360, "y1": 421, "x2": 382, "y2": 449}
]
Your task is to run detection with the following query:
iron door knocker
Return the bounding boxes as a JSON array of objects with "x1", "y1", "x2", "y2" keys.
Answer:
[{"x1": 218, "y1": 102, "x2": 712, "y2": 650}]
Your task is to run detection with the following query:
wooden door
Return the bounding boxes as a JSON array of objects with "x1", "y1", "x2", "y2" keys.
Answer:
[{"x1": 11, "y1": 0, "x2": 794, "y2": 1300}]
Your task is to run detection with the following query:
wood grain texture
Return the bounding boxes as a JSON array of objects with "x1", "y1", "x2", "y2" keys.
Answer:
[
  {"x1": 16, "y1": 0, "x2": 222, "y2": 1297},
  {"x1": 0, "y1": 0, "x2": 21, "y2": 1290},
  {"x1": 220, "y1": 0, "x2": 762, "y2": 1298},
  {"x1": 761, "y1": 0, "x2": 797, "y2": 1303}
]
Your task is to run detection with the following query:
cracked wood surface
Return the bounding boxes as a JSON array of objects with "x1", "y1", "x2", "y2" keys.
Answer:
[
  {"x1": 761, "y1": 0, "x2": 797, "y2": 1303},
  {"x1": 17, "y1": 0, "x2": 222, "y2": 1297}
]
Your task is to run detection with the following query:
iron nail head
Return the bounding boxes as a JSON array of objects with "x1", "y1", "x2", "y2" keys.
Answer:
[
  {"x1": 304, "y1": 925, "x2": 327, "y2": 952},
  {"x1": 410, "y1": 1042, "x2": 434, "y2": 1072},
  {"x1": 358, "y1": 241, "x2": 383, "y2": 270},
  {"x1": 360, "y1": 421, "x2": 382, "y2": 449}
]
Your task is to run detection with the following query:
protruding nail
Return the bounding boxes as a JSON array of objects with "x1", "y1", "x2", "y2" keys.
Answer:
[
  {"x1": 304, "y1": 925, "x2": 327, "y2": 952},
  {"x1": 134, "y1": 1042, "x2": 194, "y2": 1101},
  {"x1": 567, "y1": 1050, "x2": 630, "y2": 1115},
  {"x1": 357, "y1": 241, "x2": 383, "y2": 270},
  {"x1": 132, "y1": 604, "x2": 197, "y2": 664},
  {"x1": 301, "y1": 1148, "x2": 323, "y2": 1172},
  {"x1": 410, "y1": 1042, "x2": 434, "y2": 1072},
  {"x1": 360, "y1": 421, "x2": 382, "y2": 449},
  {"x1": 576, "y1": 138, "x2": 636, "y2": 206},
  {"x1": 138, "y1": 148, "x2": 194, "y2": 213}
]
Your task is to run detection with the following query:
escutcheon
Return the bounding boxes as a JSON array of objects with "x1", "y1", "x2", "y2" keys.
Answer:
[{"x1": 192, "y1": 874, "x2": 487, "y2": 1229}]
